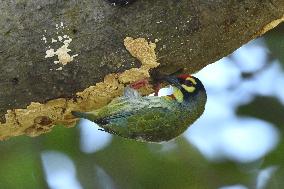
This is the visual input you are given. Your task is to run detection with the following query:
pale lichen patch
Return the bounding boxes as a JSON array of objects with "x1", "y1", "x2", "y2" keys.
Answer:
[
  {"x1": 45, "y1": 35, "x2": 79, "y2": 66},
  {"x1": 0, "y1": 37, "x2": 159, "y2": 140},
  {"x1": 43, "y1": 23, "x2": 79, "y2": 68},
  {"x1": 41, "y1": 36, "x2": 47, "y2": 43},
  {"x1": 51, "y1": 38, "x2": 58, "y2": 43}
]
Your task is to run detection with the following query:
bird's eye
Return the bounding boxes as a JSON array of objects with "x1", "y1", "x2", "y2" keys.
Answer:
[{"x1": 184, "y1": 80, "x2": 193, "y2": 86}]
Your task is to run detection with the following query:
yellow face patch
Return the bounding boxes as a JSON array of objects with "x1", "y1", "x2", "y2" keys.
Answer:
[
  {"x1": 173, "y1": 87, "x2": 184, "y2": 103},
  {"x1": 182, "y1": 77, "x2": 197, "y2": 93},
  {"x1": 186, "y1": 77, "x2": 197, "y2": 85},
  {"x1": 181, "y1": 85, "x2": 196, "y2": 93}
]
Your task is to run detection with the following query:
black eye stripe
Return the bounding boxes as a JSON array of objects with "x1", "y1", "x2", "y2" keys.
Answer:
[{"x1": 184, "y1": 80, "x2": 193, "y2": 86}]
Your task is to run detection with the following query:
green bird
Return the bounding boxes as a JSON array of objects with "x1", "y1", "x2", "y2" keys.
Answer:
[{"x1": 72, "y1": 74, "x2": 207, "y2": 142}]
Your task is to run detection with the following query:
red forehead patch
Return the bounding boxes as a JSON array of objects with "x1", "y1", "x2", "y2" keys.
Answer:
[{"x1": 177, "y1": 74, "x2": 191, "y2": 79}]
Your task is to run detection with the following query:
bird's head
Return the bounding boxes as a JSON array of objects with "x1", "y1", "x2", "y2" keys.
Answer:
[{"x1": 164, "y1": 74, "x2": 206, "y2": 103}]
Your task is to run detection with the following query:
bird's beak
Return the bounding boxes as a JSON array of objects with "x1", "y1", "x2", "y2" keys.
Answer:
[{"x1": 163, "y1": 76, "x2": 182, "y2": 89}]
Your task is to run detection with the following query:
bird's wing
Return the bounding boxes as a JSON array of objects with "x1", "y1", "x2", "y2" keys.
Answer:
[
  {"x1": 94, "y1": 111, "x2": 136, "y2": 125},
  {"x1": 96, "y1": 97, "x2": 172, "y2": 125},
  {"x1": 76, "y1": 88, "x2": 169, "y2": 125}
]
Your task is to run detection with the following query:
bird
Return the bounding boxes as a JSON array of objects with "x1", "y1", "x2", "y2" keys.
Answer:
[{"x1": 72, "y1": 74, "x2": 207, "y2": 142}]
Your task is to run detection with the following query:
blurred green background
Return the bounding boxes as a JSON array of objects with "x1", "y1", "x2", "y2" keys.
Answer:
[{"x1": 0, "y1": 23, "x2": 284, "y2": 189}]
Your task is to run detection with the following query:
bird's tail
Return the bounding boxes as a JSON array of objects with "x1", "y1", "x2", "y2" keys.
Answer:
[{"x1": 71, "y1": 111, "x2": 95, "y2": 121}]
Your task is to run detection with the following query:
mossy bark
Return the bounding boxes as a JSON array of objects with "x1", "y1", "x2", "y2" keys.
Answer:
[{"x1": 0, "y1": 0, "x2": 283, "y2": 139}]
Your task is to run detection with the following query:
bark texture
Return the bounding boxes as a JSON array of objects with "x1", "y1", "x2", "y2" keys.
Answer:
[{"x1": 0, "y1": 0, "x2": 283, "y2": 140}]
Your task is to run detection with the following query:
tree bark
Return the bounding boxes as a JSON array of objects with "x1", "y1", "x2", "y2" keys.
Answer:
[{"x1": 0, "y1": 0, "x2": 283, "y2": 140}]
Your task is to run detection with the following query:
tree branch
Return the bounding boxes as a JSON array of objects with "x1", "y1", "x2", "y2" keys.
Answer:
[{"x1": 0, "y1": 0, "x2": 283, "y2": 140}]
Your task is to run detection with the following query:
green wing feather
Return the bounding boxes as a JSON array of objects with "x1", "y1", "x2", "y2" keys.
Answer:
[{"x1": 72, "y1": 87, "x2": 165, "y2": 123}]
